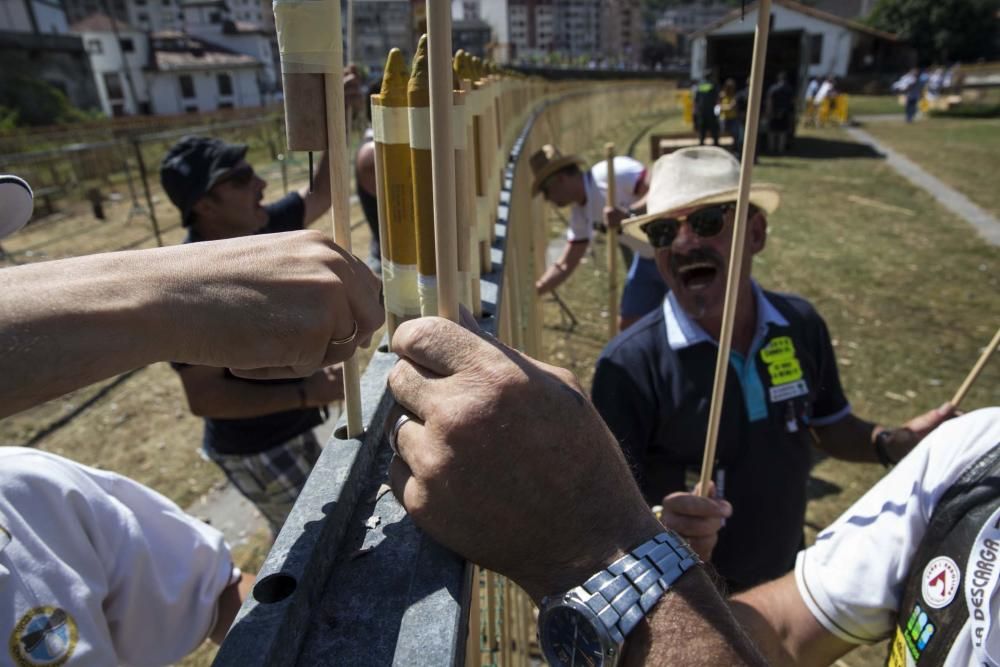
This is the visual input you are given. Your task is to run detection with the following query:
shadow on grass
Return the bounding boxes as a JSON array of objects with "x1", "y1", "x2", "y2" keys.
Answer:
[{"x1": 785, "y1": 136, "x2": 885, "y2": 160}]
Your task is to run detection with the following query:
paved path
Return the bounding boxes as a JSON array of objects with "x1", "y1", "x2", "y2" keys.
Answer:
[{"x1": 845, "y1": 127, "x2": 1000, "y2": 246}]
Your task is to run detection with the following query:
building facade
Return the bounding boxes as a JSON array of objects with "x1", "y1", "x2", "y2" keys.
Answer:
[
  {"x1": 148, "y1": 30, "x2": 262, "y2": 113},
  {"x1": 71, "y1": 14, "x2": 150, "y2": 115},
  {"x1": 0, "y1": 0, "x2": 101, "y2": 112}
]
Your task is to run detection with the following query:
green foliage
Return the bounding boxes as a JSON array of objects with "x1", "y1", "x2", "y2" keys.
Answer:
[
  {"x1": 867, "y1": 0, "x2": 998, "y2": 64},
  {"x1": 0, "y1": 76, "x2": 90, "y2": 127},
  {"x1": 0, "y1": 106, "x2": 18, "y2": 132}
]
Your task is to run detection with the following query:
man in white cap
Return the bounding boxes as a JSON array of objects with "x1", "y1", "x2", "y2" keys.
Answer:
[
  {"x1": 590, "y1": 146, "x2": 954, "y2": 591},
  {"x1": 530, "y1": 144, "x2": 668, "y2": 332}
]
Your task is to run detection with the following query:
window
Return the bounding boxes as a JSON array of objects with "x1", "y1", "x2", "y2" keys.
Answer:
[
  {"x1": 217, "y1": 72, "x2": 233, "y2": 96},
  {"x1": 120, "y1": 37, "x2": 134, "y2": 52},
  {"x1": 184, "y1": 105, "x2": 198, "y2": 113},
  {"x1": 809, "y1": 34, "x2": 823, "y2": 65},
  {"x1": 218, "y1": 101, "x2": 233, "y2": 109},
  {"x1": 179, "y1": 74, "x2": 195, "y2": 98},
  {"x1": 137, "y1": 11, "x2": 148, "y2": 23},
  {"x1": 103, "y1": 72, "x2": 124, "y2": 100},
  {"x1": 87, "y1": 38, "x2": 103, "y2": 54},
  {"x1": 209, "y1": 11, "x2": 221, "y2": 22}
]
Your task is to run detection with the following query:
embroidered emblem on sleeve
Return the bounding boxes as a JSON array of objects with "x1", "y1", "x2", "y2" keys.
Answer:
[{"x1": 8, "y1": 607, "x2": 78, "y2": 666}]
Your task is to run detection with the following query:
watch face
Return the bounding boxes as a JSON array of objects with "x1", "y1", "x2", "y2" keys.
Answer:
[{"x1": 541, "y1": 605, "x2": 606, "y2": 667}]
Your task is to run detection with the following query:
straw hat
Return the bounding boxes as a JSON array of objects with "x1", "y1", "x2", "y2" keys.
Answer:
[
  {"x1": 623, "y1": 146, "x2": 780, "y2": 246},
  {"x1": 529, "y1": 144, "x2": 586, "y2": 196}
]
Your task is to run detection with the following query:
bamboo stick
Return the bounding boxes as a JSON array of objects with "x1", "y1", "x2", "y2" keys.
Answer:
[
  {"x1": 408, "y1": 36, "x2": 438, "y2": 317},
  {"x1": 320, "y1": 8, "x2": 363, "y2": 437},
  {"x1": 698, "y1": 0, "x2": 772, "y2": 496},
  {"x1": 426, "y1": 3, "x2": 459, "y2": 322},
  {"x1": 951, "y1": 326, "x2": 1000, "y2": 407},
  {"x1": 605, "y1": 142, "x2": 618, "y2": 339}
]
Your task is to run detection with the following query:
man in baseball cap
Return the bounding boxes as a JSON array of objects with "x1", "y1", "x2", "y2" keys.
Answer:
[
  {"x1": 591, "y1": 146, "x2": 955, "y2": 591},
  {"x1": 159, "y1": 136, "x2": 347, "y2": 537}
]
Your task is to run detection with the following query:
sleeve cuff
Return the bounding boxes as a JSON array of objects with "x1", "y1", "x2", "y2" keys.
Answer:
[
  {"x1": 794, "y1": 551, "x2": 881, "y2": 646},
  {"x1": 807, "y1": 403, "x2": 853, "y2": 427}
]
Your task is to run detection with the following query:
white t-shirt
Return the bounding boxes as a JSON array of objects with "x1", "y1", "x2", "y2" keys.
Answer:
[
  {"x1": 0, "y1": 448, "x2": 234, "y2": 666},
  {"x1": 815, "y1": 81, "x2": 835, "y2": 103},
  {"x1": 567, "y1": 155, "x2": 646, "y2": 254},
  {"x1": 796, "y1": 408, "x2": 1000, "y2": 666}
]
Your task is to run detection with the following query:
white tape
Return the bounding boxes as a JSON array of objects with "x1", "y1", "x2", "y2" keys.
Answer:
[
  {"x1": 408, "y1": 107, "x2": 432, "y2": 150},
  {"x1": 384, "y1": 263, "x2": 421, "y2": 317},
  {"x1": 418, "y1": 274, "x2": 438, "y2": 317},
  {"x1": 273, "y1": 0, "x2": 340, "y2": 74},
  {"x1": 372, "y1": 105, "x2": 409, "y2": 145}
]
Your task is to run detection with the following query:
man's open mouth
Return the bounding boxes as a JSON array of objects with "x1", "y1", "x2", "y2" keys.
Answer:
[{"x1": 677, "y1": 262, "x2": 719, "y2": 290}]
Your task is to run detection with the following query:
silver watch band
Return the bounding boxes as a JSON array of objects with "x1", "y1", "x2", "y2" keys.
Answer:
[{"x1": 576, "y1": 531, "x2": 700, "y2": 644}]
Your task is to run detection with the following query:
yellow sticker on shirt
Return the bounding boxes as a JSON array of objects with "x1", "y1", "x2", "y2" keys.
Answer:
[{"x1": 760, "y1": 336, "x2": 804, "y2": 385}]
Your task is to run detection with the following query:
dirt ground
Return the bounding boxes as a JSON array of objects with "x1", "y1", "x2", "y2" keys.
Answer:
[{"x1": 2, "y1": 106, "x2": 997, "y2": 667}]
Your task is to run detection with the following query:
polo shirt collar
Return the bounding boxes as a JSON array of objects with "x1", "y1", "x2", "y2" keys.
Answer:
[{"x1": 663, "y1": 280, "x2": 789, "y2": 350}]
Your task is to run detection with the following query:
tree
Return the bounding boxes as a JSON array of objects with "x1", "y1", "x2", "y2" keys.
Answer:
[{"x1": 867, "y1": 0, "x2": 998, "y2": 64}]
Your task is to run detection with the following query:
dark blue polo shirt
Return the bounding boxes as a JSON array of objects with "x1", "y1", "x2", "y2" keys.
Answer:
[
  {"x1": 172, "y1": 192, "x2": 324, "y2": 455},
  {"x1": 591, "y1": 284, "x2": 850, "y2": 590}
]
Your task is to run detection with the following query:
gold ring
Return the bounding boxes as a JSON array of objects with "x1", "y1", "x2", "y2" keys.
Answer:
[{"x1": 329, "y1": 321, "x2": 359, "y2": 346}]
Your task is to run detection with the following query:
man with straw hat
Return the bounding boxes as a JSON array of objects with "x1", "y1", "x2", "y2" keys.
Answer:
[
  {"x1": 591, "y1": 146, "x2": 955, "y2": 591},
  {"x1": 530, "y1": 143, "x2": 668, "y2": 332}
]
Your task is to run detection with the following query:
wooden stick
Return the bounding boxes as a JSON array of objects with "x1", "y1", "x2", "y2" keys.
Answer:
[
  {"x1": 427, "y1": 2, "x2": 459, "y2": 323},
  {"x1": 951, "y1": 326, "x2": 1000, "y2": 407},
  {"x1": 321, "y1": 3, "x2": 363, "y2": 437},
  {"x1": 605, "y1": 142, "x2": 618, "y2": 339},
  {"x1": 369, "y1": 93, "x2": 398, "y2": 346},
  {"x1": 698, "y1": 0, "x2": 772, "y2": 496}
]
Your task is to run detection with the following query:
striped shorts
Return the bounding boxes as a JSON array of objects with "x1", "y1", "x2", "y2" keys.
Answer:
[{"x1": 205, "y1": 431, "x2": 322, "y2": 534}]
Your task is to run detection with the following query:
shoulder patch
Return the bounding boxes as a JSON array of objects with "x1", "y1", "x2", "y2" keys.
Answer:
[
  {"x1": 922, "y1": 556, "x2": 961, "y2": 609},
  {"x1": 9, "y1": 606, "x2": 78, "y2": 666}
]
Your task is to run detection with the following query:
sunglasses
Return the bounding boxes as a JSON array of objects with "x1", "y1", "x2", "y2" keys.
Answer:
[
  {"x1": 640, "y1": 203, "x2": 746, "y2": 249},
  {"x1": 215, "y1": 164, "x2": 255, "y2": 189}
]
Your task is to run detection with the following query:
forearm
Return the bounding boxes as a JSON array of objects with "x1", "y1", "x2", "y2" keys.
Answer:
[
  {"x1": 812, "y1": 414, "x2": 879, "y2": 462},
  {"x1": 624, "y1": 568, "x2": 767, "y2": 666},
  {"x1": 536, "y1": 242, "x2": 586, "y2": 294},
  {"x1": 0, "y1": 250, "x2": 179, "y2": 417}
]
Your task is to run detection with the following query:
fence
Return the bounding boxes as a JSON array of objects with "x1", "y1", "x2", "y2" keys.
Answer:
[{"x1": 212, "y1": 79, "x2": 675, "y2": 667}]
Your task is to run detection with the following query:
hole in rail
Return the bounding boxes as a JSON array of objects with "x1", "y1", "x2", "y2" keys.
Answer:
[
  {"x1": 334, "y1": 425, "x2": 349, "y2": 440},
  {"x1": 253, "y1": 573, "x2": 297, "y2": 604}
]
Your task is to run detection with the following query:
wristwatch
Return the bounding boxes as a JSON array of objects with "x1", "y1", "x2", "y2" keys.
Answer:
[
  {"x1": 874, "y1": 428, "x2": 897, "y2": 467},
  {"x1": 537, "y1": 531, "x2": 700, "y2": 667}
]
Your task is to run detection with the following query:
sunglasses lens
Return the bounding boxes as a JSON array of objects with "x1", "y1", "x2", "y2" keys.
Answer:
[
  {"x1": 642, "y1": 218, "x2": 679, "y2": 248},
  {"x1": 688, "y1": 206, "x2": 728, "y2": 238}
]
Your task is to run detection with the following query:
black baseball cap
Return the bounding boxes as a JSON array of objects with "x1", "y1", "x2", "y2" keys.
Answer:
[{"x1": 160, "y1": 136, "x2": 248, "y2": 226}]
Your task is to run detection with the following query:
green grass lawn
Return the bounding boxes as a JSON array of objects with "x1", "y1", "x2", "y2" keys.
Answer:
[
  {"x1": 864, "y1": 116, "x2": 1000, "y2": 217},
  {"x1": 848, "y1": 94, "x2": 903, "y2": 117}
]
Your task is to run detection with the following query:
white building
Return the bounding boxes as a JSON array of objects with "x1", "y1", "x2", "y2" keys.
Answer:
[
  {"x1": 71, "y1": 14, "x2": 151, "y2": 116},
  {"x1": 0, "y1": 0, "x2": 101, "y2": 112},
  {"x1": 148, "y1": 30, "x2": 263, "y2": 113},
  {"x1": 478, "y1": 0, "x2": 509, "y2": 62},
  {"x1": 690, "y1": 0, "x2": 912, "y2": 90},
  {"x1": 507, "y1": 0, "x2": 603, "y2": 64}
]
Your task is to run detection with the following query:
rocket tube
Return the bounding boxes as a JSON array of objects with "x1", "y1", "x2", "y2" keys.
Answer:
[
  {"x1": 408, "y1": 37, "x2": 437, "y2": 317},
  {"x1": 372, "y1": 49, "x2": 420, "y2": 321},
  {"x1": 455, "y1": 52, "x2": 483, "y2": 314}
]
